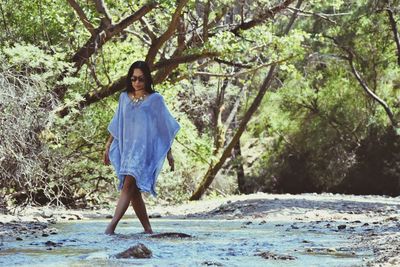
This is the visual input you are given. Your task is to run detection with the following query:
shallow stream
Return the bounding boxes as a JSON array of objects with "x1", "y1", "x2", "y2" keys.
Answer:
[{"x1": 0, "y1": 217, "x2": 372, "y2": 266}]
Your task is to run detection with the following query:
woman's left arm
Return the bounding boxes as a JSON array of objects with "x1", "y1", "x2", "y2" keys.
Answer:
[{"x1": 167, "y1": 148, "x2": 174, "y2": 171}]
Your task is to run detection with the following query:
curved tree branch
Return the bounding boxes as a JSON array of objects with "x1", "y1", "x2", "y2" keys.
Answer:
[
  {"x1": 385, "y1": 4, "x2": 400, "y2": 66},
  {"x1": 349, "y1": 55, "x2": 396, "y2": 127},
  {"x1": 230, "y1": 0, "x2": 296, "y2": 36},
  {"x1": 66, "y1": 0, "x2": 96, "y2": 35},
  {"x1": 92, "y1": 0, "x2": 112, "y2": 27},
  {"x1": 146, "y1": 0, "x2": 189, "y2": 66}
]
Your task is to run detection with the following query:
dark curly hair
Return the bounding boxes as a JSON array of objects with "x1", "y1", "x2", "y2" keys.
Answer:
[{"x1": 125, "y1": 61, "x2": 155, "y2": 94}]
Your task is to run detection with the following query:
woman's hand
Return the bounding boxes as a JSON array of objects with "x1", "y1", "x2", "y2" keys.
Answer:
[
  {"x1": 103, "y1": 135, "x2": 113, "y2": 165},
  {"x1": 167, "y1": 149, "x2": 175, "y2": 171},
  {"x1": 103, "y1": 145, "x2": 111, "y2": 165}
]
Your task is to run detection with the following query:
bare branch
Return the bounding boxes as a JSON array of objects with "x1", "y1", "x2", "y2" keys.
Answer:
[
  {"x1": 57, "y1": 51, "x2": 219, "y2": 117},
  {"x1": 214, "y1": 58, "x2": 252, "y2": 69},
  {"x1": 194, "y1": 56, "x2": 294, "y2": 78},
  {"x1": 123, "y1": 29, "x2": 151, "y2": 46},
  {"x1": 92, "y1": 0, "x2": 112, "y2": 27},
  {"x1": 230, "y1": 0, "x2": 296, "y2": 36},
  {"x1": 287, "y1": 7, "x2": 337, "y2": 24},
  {"x1": 153, "y1": 52, "x2": 219, "y2": 83},
  {"x1": 327, "y1": 35, "x2": 397, "y2": 127},
  {"x1": 146, "y1": 0, "x2": 189, "y2": 66},
  {"x1": 66, "y1": 0, "x2": 96, "y2": 35},
  {"x1": 202, "y1": 0, "x2": 211, "y2": 42},
  {"x1": 112, "y1": 3, "x2": 157, "y2": 36},
  {"x1": 224, "y1": 86, "x2": 245, "y2": 129},
  {"x1": 177, "y1": 16, "x2": 186, "y2": 52},
  {"x1": 153, "y1": 52, "x2": 218, "y2": 70},
  {"x1": 349, "y1": 56, "x2": 396, "y2": 127},
  {"x1": 385, "y1": 5, "x2": 400, "y2": 66},
  {"x1": 70, "y1": 3, "x2": 156, "y2": 72},
  {"x1": 88, "y1": 59, "x2": 104, "y2": 88},
  {"x1": 140, "y1": 17, "x2": 157, "y2": 42}
]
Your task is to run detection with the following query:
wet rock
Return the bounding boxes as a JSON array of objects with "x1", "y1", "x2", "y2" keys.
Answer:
[
  {"x1": 233, "y1": 209, "x2": 242, "y2": 217},
  {"x1": 338, "y1": 225, "x2": 346, "y2": 230},
  {"x1": 386, "y1": 217, "x2": 398, "y2": 222},
  {"x1": 201, "y1": 260, "x2": 223, "y2": 266},
  {"x1": 244, "y1": 221, "x2": 252, "y2": 225},
  {"x1": 259, "y1": 220, "x2": 266, "y2": 225},
  {"x1": 150, "y1": 232, "x2": 192, "y2": 239},
  {"x1": 42, "y1": 233, "x2": 49, "y2": 237},
  {"x1": 40, "y1": 211, "x2": 53, "y2": 219},
  {"x1": 115, "y1": 243, "x2": 152, "y2": 259},
  {"x1": 45, "y1": 241, "x2": 62, "y2": 247},
  {"x1": 16, "y1": 237, "x2": 23, "y2": 241},
  {"x1": 149, "y1": 213, "x2": 161, "y2": 218},
  {"x1": 256, "y1": 251, "x2": 296, "y2": 260},
  {"x1": 73, "y1": 214, "x2": 83, "y2": 220},
  {"x1": 362, "y1": 223, "x2": 369, "y2": 227},
  {"x1": 105, "y1": 215, "x2": 113, "y2": 219}
]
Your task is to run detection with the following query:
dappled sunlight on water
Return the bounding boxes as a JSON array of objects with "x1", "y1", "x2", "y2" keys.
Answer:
[{"x1": 0, "y1": 218, "x2": 372, "y2": 266}]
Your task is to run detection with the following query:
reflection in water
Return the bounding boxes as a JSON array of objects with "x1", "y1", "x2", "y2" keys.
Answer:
[{"x1": 0, "y1": 218, "x2": 371, "y2": 266}]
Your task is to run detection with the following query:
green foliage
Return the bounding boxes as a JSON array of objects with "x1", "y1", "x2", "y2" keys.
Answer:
[{"x1": 2, "y1": 0, "x2": 400, "y2": 208}]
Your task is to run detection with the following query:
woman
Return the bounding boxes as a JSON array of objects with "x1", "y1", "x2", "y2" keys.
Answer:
[{"x1": 103, "y1": 61, "x2": 180, "y2": 235}]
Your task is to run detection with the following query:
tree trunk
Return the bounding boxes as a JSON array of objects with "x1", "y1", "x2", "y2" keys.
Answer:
[
  {"x1": 233, "y1": 139, "x2": 246, "y2": 193},
  {"x1": 189, "y1": 0, "x2": 303, "y2": 201}
]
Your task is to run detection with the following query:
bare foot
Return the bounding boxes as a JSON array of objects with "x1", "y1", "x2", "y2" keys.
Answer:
[
  {"x1": 144, "y1": 229, "x2": 153, "y2": 234},
  {"x1": 105, "y1": 224, "x2": 116, "y2": 235}
]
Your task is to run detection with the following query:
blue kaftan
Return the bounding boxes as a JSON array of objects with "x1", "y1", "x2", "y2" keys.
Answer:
[{"x1": 107, "y1": 91, "x2": 180, "y2": 196}]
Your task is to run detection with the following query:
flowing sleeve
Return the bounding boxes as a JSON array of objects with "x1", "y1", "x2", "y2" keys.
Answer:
[
  {"x1": 151, "y1": 94, "x2": 180, "y2": 179},
  {"x1": 107, "y1": 93, "x2": 123, "y2": 139},
  {"x1": 153, "y1": 94, "x2": 180, "y2": 149}
]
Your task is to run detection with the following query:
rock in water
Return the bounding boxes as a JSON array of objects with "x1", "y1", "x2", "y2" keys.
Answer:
[
  {"x1": 115, "y1": 243, "x2": 152, "y2": 259},
  {"x1": 149, "y1": 232, "x2": 192, "y2": 239},
  {"x1": 256, "y1": 251, "x2": 296, "y2": 260},
  {"x1": 149, "y1": 213, "x2": 161, "y2": 218}
]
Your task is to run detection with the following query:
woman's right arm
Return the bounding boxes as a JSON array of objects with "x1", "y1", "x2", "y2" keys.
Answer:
[{"x1": 103, "y1": 135, "x2": 114, "y2": 165}]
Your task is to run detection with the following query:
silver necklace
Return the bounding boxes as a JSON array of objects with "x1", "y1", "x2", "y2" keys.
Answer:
[{"x1": 131, "y1": 95, "x2": 146, "y2": 103}]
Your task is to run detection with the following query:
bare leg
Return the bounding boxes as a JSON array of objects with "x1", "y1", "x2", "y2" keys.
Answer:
[
  {"x1": 130, "y1": 177, "x2": 153, "y2": 234},
  {"x1": 105, "y1": 176, "x2": 136, "y2": 235}
]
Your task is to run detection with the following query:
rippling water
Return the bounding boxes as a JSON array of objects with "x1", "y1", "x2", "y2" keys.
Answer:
[{"x1": 0, "y1": 217, "x2": 372, "y2": 266}]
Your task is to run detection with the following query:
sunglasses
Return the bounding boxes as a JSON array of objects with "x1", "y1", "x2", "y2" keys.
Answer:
[{"x1": 130, "y1": 76, "x2": 145, "y2": 83}]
